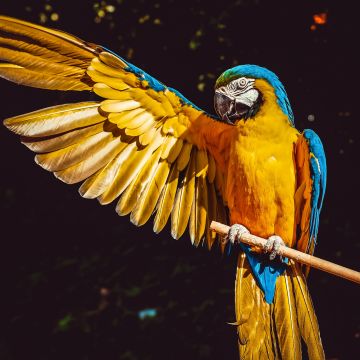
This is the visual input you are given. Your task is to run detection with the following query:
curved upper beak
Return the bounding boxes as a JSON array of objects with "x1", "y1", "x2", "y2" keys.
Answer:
[
  {"x1": 214, "y1": 92, "x2": 232, "y2": 123},
  {"x1": 214, "y1": 91, "x2": 250, "y2": 124}
]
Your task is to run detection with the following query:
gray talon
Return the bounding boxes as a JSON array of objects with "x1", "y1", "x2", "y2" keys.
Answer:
[
  {"x1": 263, "y1": 238, "x2": 273, "y2": 253},
  {"x1": 227, "y1": 224, "x2": 250, "y2": 245},
  {"x1": 264, "y1": 235, "x2": 285, "y2": 261}
]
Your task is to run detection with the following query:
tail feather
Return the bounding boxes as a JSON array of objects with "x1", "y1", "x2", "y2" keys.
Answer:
[
  {"x1": 290, "y1": 263, "x2": 325, "y2": 359},
  {"x1": 0, "y1": 15, "x2": 97, "y2": 90},
  {"x1": 273, "y1": 267, "x2": 302, "y2": 360},
  {"x1": 235, "y1": 253, "x2": 325, "y2": 360},
  {"x1": 259, "y1": 296, "x2": 278, "y2": 359},
  {"x1": 269, "y1": 304, "x2": 281, "y2": 359},
  {"x1": 254, "y1": 288, "x2": 275, "y2": 359},
  {"x1": 235, "y1": 253, "x2": 276, "y2": 359}
]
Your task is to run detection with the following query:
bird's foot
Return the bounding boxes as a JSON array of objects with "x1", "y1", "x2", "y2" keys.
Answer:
[
  {"x1": 227, "y1": 224, "x2": 250, "y2": 245},
  {"x1": 264, "y1": 235, "x2": 285, "y2": 261}
]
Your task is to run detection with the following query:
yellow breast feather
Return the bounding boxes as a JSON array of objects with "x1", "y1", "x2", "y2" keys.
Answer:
[{"x1": 224, "y1": 79, "x2": 299, "y2": 246}]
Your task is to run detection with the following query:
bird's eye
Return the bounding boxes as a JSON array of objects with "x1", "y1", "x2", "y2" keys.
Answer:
[{"x1": 238, "y1": 78, "x2": 247, "y2": 88}]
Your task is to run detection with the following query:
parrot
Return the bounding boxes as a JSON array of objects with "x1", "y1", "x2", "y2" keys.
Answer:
[{"x1": 0, "y1": 16, "x2": 327, "y2": 359}]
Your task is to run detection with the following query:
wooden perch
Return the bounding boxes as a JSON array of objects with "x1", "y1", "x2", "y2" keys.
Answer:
[{"x1": 210, "y1": 221, "x2": 360, "y2": 285}]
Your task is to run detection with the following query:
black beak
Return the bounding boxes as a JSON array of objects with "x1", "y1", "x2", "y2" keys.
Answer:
[{"x1": 214, "y1": 92, "x2": 250, "y2": 124}]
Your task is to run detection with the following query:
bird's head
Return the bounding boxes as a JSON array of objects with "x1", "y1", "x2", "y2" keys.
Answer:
[{"x1": 214, "y1": 65, "x2": 294, "y2": 126}]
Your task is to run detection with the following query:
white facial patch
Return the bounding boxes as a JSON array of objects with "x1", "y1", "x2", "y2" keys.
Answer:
[
  {"x1": 216, "y1": 77, "x2": 256, "y2": 98},
  {"x1": 236, "y1": 88, "x2": 259, "y2": 107}
]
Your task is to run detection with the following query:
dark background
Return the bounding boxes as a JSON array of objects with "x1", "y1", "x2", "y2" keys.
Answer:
[{"x1": 0, "y1": 0, "x2": 359, "y2": 359}]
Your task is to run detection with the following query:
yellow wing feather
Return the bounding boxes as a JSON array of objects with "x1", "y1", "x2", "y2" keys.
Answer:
[
  {"x1": 171, "y1": 150, "x2": 196, "y2": 240},
  {"x1": 125, "y1": 117, "x2": 155, "y2": 137},
  {"x1": 1, "y1": 16, "x2": 230, "y2": 250},
  {"x1": 195, "y1": 149, "x2": 209, "y2": 177},
  {"x1": 0, "y1": 16, "x2": 96, "y2": 90},
  {"x1": 116, "y1": 146, "x2": 163, "y2": 216},
  {"x1": 189, "y1": 176, "x2": 208, "y2": 246},
  {"x1": 4, "y1": 102, "x2": 105, "y2": 137},
  {"x1": 205, "y1": 182, "x2": 218, "y2": 249},
  {"x1": 160, "y1": 136, "x2": 178, "y2": 159},
  {"x1": 153, "y1": 165, "x2": 179, "y2": 234},
  {"x1": 93, "y1": 83, "x2": 132, "y2": 100},
  {"x1": 176, "y1": 142, "x2": 193, "y2": 171},
  {"x1": 78, "y1": 146, "x2": 131, "y2": 199},
  {"x1": 35, "y1": 130, "x2": 115, "y2": 172},
  {"x1": 138, "y1": 127, "x2": 157, "y2": 146},
  {"x1": 166, "y1": 138, "x2": 183, "y2": 163},
  {"x1": 130, "y1": 159, "x2": 171, "y2": 226},
  {"x1": 100, "y1": 99, "x2": 140, "y2": 112},
  {"x1": 97, "y1": 142, "x2": 155, "y2": 204},
  {"x1": 54, "y1": 138, "x2": 124, "y2": 184},
  {"x1": 21, "y1": 122, "x2": 104, "y2": 153}
]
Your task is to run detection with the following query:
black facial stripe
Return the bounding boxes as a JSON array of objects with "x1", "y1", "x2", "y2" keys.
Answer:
[{"x1": 225, "y1": 78, "x2": 255, "y2": 96}]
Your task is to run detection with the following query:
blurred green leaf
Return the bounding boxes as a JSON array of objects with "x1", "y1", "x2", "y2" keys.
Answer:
[{"x1": 56, "y1": 314, "x2": 73, "y2": 332}]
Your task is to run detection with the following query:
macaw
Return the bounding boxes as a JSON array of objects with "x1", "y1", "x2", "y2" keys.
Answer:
[{"x1": 0, "y1": 16, "x2": 327, "y2": 359}]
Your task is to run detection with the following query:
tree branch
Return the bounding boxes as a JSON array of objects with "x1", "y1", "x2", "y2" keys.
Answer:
[{"x1": 210, "y1": 221, "x2": 360, "y2": 285}]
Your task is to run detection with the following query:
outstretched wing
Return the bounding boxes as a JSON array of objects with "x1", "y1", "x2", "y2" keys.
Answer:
[
  {"x1": 0, "y1": 16, "x2": 231, "y2": 248},
  {"x1": 294, "y1": 129, "x2": 327, "y2": 256},
  {"x1": 0, "y1": 16, "x2": 99, "y2": 90}
]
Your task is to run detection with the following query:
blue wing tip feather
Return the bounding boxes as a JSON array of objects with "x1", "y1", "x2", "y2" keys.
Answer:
[{"x1": 303, "y1": 129, "x2": 327, "y2": 246}]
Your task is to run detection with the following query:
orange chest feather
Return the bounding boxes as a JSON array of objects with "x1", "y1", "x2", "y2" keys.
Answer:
[
  {"x1": 227, "y1": 120, "x2": 299, "y2": 244},
  {"x1": 205, "y1": 114, "x2": 299, "y2": 245}
]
